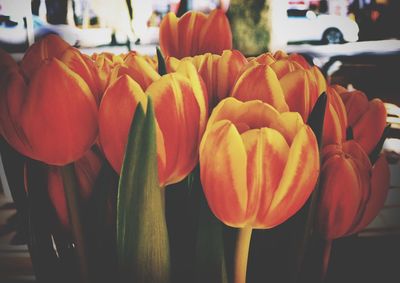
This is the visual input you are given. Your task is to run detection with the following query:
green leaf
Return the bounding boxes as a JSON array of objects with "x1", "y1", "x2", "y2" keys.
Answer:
[
  {"x1": 369, "y1": 124, "x2": 391, "y2": 164},
  {"x1": 294, "y1": 93, "x2": 327, "y2": 280},
  {"x1": 157, "y1": 47, "x2": 167, "y2": 76},
  {"x1": 307, "y1": 92, "x2": 327, "y2": 149},
  {"x1": 117, "y1": 98, "x2": 170, "y2": 283}
]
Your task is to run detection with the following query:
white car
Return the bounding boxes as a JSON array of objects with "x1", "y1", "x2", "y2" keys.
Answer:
[{"x1": 286, "y1": 10, "x2": 359, "y2": 44}]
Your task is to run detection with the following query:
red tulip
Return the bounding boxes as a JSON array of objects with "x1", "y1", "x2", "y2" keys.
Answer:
[
  {"x1": 20, "y1": 34, "x2": 70, "y2": 79},
  {"x1": 318, "y1": 140, "x2": 390, "y2": 239},
  {"x1": 335, "y1": 87, "x2": 387, "y2": 154},
  {"x1": 0, "y1": 58, "x2": 98, "y2": 165},
  {"x1": 160, "y1": 9, "x2": 232, "y2": 59}
]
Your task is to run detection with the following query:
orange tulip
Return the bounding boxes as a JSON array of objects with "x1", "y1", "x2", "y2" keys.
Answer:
[
  {"x1": 231, "y1": 52, "x2": 346, "y2": 146},
  {"x1": 335, "y1": 87, "x2": 387, "y2": 154},
  {"x1": 99, "y1": 75, "x2": 148, "y2": 174},
  {"x1": 47, "y1": 150, "x2": 102, "y2": 230},
  {"x1": 318, "y1": 140, "x2": 390, "y2": 239},
  {"x1": 18, "y1": 35, "x2": 102, "y2": 103},
  {"x1": 159, "y1": 9, "x2": 232, "y2": 59},
  {"x1": 99, "y1": 61, "x2": 207, "y2": 186},
  {"x1": 200, "y1": 97, "x2": 319, "y2": 228},
  {"x1": 0, "y1": 58, "x2": 98, "y2": 165},
  {"x1": 20, "y1": 34, "x2": 70, "y2": 79},
  {"x1": 166, "y1": 50, "x2": 247, "y2": 108}
]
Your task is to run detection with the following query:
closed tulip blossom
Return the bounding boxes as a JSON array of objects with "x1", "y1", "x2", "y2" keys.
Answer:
[
  {"x1": 159, "y1": 9, "x2": 232, "y2": 59},
  {"x1": 99, "y1": 61, "x2": 207, "y2": 186},
  {"x1": 0, "y1": 58, "x2": 98, "y2": 165},
  {"x1": 200, "y1": 97, "x2": 319, "y2": 283},
  {"x1": 18, "y1": 34, "x2": 102, "y2": 103},
  {"x1": 317, "y1": 140, "x2": 390, "y2": 275},
  {"x1": 334, "y1": 86, "x2": 387, "y2": 154},
  {"x1": 230, "y1": 52, "x2": 347, "y2": 146}
]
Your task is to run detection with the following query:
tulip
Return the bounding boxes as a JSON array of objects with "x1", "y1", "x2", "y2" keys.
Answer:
[
  {"x1": 20, "y1": 34, "x2": 71, "y2": 79},
  {"x1": 166, "y1": 50, "x2": 247, "y2": 108},
  {"x1": 200, "y1": 97, "x2": 319, "y2": 283},
  {"x1": 200, "y1": 97, "x2": 319, "y2": 228},
  {"x1": 159, "y1": 9, "x2": 232, "y2": 59},
  {"x1": 108, "y1": 55, "x2": 160, "y2": 90},
  {"x1": 47, "y1": 150, "x2": 102, "y2": 230},
  {"x1": 99, "y1": 61, "x2": 207, "y2": 186},
  {"x1": 231, "y1": 52, "x2": 346, "y2": 146},
  {"x1": 317, "y1": 140, "x2": 390, "y2": 276},
  {"x1": 18, "y1": 34, "x2": 102, "y2": 103},
  {"x1": 335, "y1": 87, "x2": 387, "y2": 154},
  {"x1": 0, "y1": 58, "x2": 98, "y2": 165}
]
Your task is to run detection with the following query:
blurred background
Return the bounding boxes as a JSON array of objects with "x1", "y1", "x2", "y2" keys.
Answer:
[{"x1": 0, "y1": 0, "x2": 399, "y2": 282}]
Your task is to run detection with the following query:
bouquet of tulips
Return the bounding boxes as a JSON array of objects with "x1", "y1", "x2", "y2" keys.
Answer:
[{"x1": 0, "y1": 8, "x2": 390, "y2": 283}]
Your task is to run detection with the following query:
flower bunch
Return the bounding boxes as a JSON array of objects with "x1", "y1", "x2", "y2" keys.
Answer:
[{"x1": 0, "y1": 7, "x2": 390, "y2": 283}]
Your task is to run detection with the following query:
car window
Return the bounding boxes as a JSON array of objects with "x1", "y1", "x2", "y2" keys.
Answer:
[{"x1": 287, "y1": 9, "x2": 308, "y2": 17}]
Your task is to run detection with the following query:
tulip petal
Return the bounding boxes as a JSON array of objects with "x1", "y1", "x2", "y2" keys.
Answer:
[
  {"x1": 60, "y1": 47, "x2": 102, "y2": 103},
  {"x1": 318, "y1": 154, "x2": 362, "y2": 239},
  {"x1": 270, "y1": 59, "x2": 303, "y2": 79},
  {"x1": 147, "y1": 73, "x2": 201, "y2": 185},
  {"x1": 353, "y1": 99, "x2": 387, "y2": 154},
  {"x1": 206, "y1": 98, "x2": 279, "y2": 138},
  {"x1": 350, "y1": 153, "x2": 390, "y2": 233},
  {"x1": 159, "y1": 12, "x2": 180, "y2": 58},
  {"x1": 269, "y1": 112, "x2": 304, "y2": 145},
  {"x1": 231, "y1": 65, "x2": 289, "y2": 112},
  {"x1": 279, "y1": 69, "x2": 312, "y2": 120},
  {"x1": 200, "y1": 120, "x2": 248, "y2": 227},
  {"x1": 20, "y1": 34, "x2": 70, "y2": 78},
  {"x1": 99, "y1": 75, "x2": 147, "y2": 173},
  {"x1": 266, "y1": 126, "x2": 319, "y2": 228},
  {"x1": 198, "y1": 9, "x2": 232, "y2": 55},
  {"x1": 178, "y1": 11, "x2": 207, "y2": 57},
  {"x1": 240, "y1": 128, "x2": 289, "y2": 228}
]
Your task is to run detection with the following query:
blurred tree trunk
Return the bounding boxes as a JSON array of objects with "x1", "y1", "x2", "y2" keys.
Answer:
[{"x1": 227, "y1": 0, "x2": 270, "y2": 56}]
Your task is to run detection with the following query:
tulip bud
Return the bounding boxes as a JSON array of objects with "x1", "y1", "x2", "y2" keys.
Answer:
[
  {"x1": 20, "y1": 34, "x2": 70, "y2": 79},
  {"x1": 318, "y1": 140, "x2": 390, "y2": 239},
  {"x1": 1, "y1": 58, "x2": 98, "y2": 165},
  {"x1": 337, "y1": 88, "x2": 387, "y2": 154},
  {"x1": 160, "y1": 9, "x2": 232, "y2": 59}
]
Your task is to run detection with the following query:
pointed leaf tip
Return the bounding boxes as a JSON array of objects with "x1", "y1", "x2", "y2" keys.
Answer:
[
  {"x1": 307, "y1": 92, "x2": 328, "y2": 148},
  {"x1": 157, "y1": 47, "x2": 167, "y2": 76}
]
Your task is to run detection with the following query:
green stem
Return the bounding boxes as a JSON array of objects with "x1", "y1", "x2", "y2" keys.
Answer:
[
  {"x1": 234, "y1": 226, "x2": 252, "y2": 283},
  {"x1": 61, "y1": 163, "x2": 90, "y2": 283}
]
